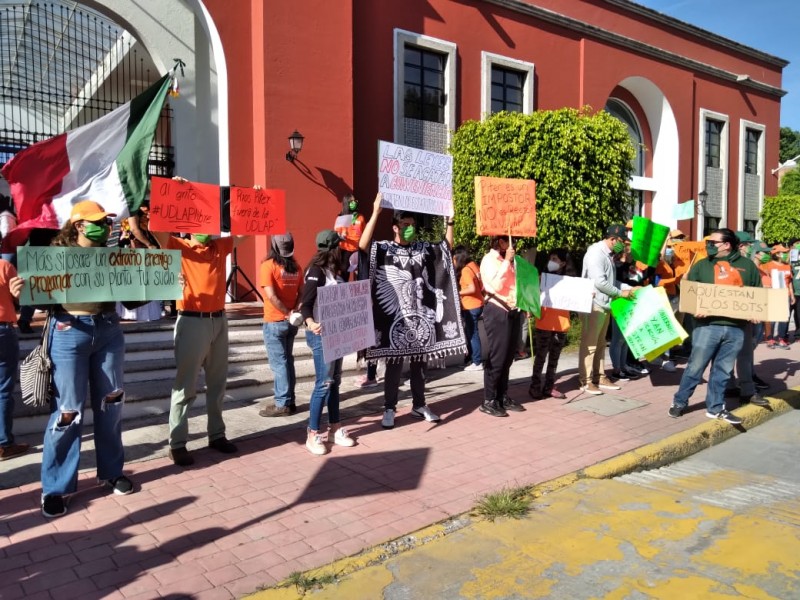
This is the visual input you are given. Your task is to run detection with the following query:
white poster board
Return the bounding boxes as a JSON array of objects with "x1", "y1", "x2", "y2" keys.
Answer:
[
  {"x1": 540, "y1": 273, "x2": 594, "y2": 313},
  {"x1": 317, "y1": 280, "x2": 376, "y2": 363},
  {"x1": 377, "y1": 140, "x2": 453, "y2": 216}
]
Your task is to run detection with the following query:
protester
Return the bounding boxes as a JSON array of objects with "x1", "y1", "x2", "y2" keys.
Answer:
[
  {"x1": 335, "y1": 194, "x2": 365, "y2": 278},
  {"x1": 578, "y1": 224, "x2": 636, "y2": 395},
  {"x1": 478, "y1": 236, "x2": 525, "y2": 416},
  {"x1": 764, "y1": 244, "x2": 793, "y2": 349},
  {"x1": 528, "y1": 249, "x2": 572, "y2": 400},
  {"x1": 790, "y1": 238, "x2": 800, "y2": 340},
  {"x1": 300, "y1": 230, "x2": 355, "y2": 455},
  {"x1": 0, "y1": 253, "x2": 27, "y2": 461},
  {"x1": 453, "y1": 245, "x2": 483, "y2": 372},
  {"x1": 40, "y1": 201, "x2": 134, "y2": 518},
  {"x1": 654, "y1": 240, "x2": 683, "y2": 372},
  {"x1": 609, "y1": 240, "x2": 649, "y2": 380},
  {"x1": 117, "y1": 206, "x2": 162, "y2": 321},
  {"x1": 669, "y1": 228, "x2": 766, "y2": 424},
  {"x1": 259, "y1": 233, "x2": 302, "y2": 417},
  {"x1": 358, "y1": 193, "x2": 462, "y2": 429}
]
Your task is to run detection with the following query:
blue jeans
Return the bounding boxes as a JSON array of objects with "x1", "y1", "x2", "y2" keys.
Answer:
[
  {"x1": 462, "y1": 307, "x2": 483, "y2": 366},
  {"x1": 609, "y1": 318, "x2": 629, "y2": 371},
  {"x1": 263, "y1": 320, "x2": 298, "y2": 408},
  {"x1": 306, "y1": 330, "x2": 342, "y2": 431},
  {"x1": 41, "y1": 313, "x2": 126, "y2": 496},
  {"x1": 673, "y1": 324, "x2": 744, "y2": 414},
  {"x1": 0, "y1": 324, "x2": 20, "y2": 447}
]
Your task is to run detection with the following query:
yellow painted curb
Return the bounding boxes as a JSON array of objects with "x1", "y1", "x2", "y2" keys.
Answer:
[{"x1": 246, "y1": 388, "x2": 800, "y2": 599}]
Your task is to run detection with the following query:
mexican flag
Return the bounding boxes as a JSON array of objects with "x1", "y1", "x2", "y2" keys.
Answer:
[{"x1": 1, "y1": 73, "x2": 172, "y2": 247}]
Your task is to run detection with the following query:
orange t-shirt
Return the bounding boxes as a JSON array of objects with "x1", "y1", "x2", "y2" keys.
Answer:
[
  {"x1": 535, "y1": 307, "x2": 570, "y2": 332},
  {"x1": 259, "y1": 259, "x2": 302, "y2": 322},
  {"x1": 168, "y1": 236, "x2": 234, "y2": 312},
  {"x1": 0, "y1": 259, "x2": 18, "y2": 323},
  {"x1": 336, "y1": 214, "x2": 365, "y2": 253},
  {"x1": 459, "y1": 262, "x2": 484, "y2": 310}
]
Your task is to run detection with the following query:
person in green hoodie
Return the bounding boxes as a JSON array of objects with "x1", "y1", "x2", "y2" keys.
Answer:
[{"x1": 668, "y1": 228, "x2": 765, "y2": 425}]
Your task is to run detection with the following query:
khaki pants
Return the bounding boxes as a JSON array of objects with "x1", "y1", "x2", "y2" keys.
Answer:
[{"x1": 578, "y1": 305, "x2": 610, "y2": 386}]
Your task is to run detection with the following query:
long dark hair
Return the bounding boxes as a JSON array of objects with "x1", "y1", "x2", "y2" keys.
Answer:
[
  {"x1": 51, "y1": 220, "x2": 79, "y2": 247},
  {"x1": 452, "y1": 245, "x2": 471, "y2": 282},
  {"x1": 306, "y1": 247, "x2": 342, "y2": 279},
  {"x1": 266, "y1": 249, "x2": 299, "y2": 274}
]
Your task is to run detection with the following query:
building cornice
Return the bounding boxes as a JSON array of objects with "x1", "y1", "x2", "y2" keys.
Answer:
[{"x1": 480, "y1": 0, "x2": 788, "y2": 98}]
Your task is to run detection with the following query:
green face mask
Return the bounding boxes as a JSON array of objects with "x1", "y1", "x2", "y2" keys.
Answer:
[
  {"x1": 82, "y1": 222, "x2": 109, "y2": 244},
  {"x1": 705, "y1": 242, "x2": 719, "y2": 257},
  {"x1": 741, "y1": 245, "x2": 752, "y2": 258},
  {"x1": 401, "y1": 225, "x2": 416, "y2": 242},
  {"x1": 194, "y1": 234, "x2": 212, "y2": 245},
  {"x1": 781, "y1": 252, "x2": 789, "y2": 262},
  {"x1": 759, "y1": 253, "x2": 770, "y2": 264},
  {"x1": 348, "y1": 201, "x2": 358, "y2": 212},
  {"x1": 611, "y1": 241, "x2": 624, "y2": 254}
]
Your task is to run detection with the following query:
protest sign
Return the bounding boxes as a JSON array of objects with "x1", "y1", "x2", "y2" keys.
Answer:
[
  {"x1": 540, "y1": 273, "x2": 594, "y2": 313},
  {"x1": 514, "y1": 255, "x2": 541, "y2": 319},
  {"x1": 229, "y1": 186, "x2": 286, "y2": 235},
  {"x1": 630, "y1": 216, "x2": 670, "y2": 267},
  {"x1": 334, "y1": 215, "x2": 351, "y2": 229},
  {"x1": 317, "y1": 280, "x2": 376, "y2": 363},
  {"x1": 611, "y1": 285, "x2": 687, "y2": 361},
  {"x1": 17, "y1": 246, "x2": 182, "y2": 305},
  {"x1": 672, "y1": 200, "x2": 695, "y2": 220},
  {"x1": 475, "y1": 176, "x2": 536, "y2": 236},
  {"x1": 377, "y1": 140, "x2": 453, "y2": 216},
  {"x1": 148, "y1": 176, "x2": 221, "y2": 234},
  {"x1": 679, "y1": 281, "x2": 789, "y2": 322}
]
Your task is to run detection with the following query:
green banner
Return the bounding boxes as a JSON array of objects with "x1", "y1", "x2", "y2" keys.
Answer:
[
  {"x1": 610, "y1": 285, "x2": 687, "y2": 361},
  {"x1": 630, "y1": 216, "x2": 670, "y2": 267},
  {"x1": 514, "y1": 255, "x2": 541, "y2": 319},
  {"x1": 17, "y1": 246, "x2": 183, "y2": 305}
]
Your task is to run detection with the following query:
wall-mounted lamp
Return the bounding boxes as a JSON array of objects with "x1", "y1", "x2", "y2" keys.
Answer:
[
  {"x1": 286, "y1": 130, "x2": 304, "y2": 162},
  {"x1": 697, "y1": 189, "x2": 708, "y2": 215}
]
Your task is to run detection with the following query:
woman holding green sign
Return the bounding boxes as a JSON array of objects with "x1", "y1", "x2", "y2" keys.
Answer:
[{"x1": 40, "y1": 200, "x2": 133, "y2": 519}]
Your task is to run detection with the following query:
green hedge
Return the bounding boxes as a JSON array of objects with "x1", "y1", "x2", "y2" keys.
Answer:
[{"x1": 760, "y1": 194, "x2": 800, "y2": 244}]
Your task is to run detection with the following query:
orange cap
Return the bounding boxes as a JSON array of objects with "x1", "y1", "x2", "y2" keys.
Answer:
[{"x1": 69, "y1": 200, "x2": 116, "y2": 223}]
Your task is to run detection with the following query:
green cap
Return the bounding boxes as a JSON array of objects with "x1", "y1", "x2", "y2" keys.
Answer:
[{"x1": 735, "y1": 231, "x2": 755, "y2": 244}]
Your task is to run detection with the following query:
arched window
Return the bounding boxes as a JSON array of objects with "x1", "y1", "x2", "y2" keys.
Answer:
[{"x1": 606, "y1": 98, "x2": 644, "y2": 216}]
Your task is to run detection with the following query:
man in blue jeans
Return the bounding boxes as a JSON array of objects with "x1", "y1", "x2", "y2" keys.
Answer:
[{"x1": 669, "y1": 228, "x2": 766, "y2": 424}]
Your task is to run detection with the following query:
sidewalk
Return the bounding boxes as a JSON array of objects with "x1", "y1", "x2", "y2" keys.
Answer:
[{"x1": 1, "y1": 341, "x2": 799, "y2": 599}]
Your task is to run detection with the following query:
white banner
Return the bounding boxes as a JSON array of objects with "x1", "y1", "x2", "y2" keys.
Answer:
[
  {"x1": 377, "y1": 140, "x2": 453, "y2": 216},
  {"x1": 317, "y1": 280, "x2": 376, "y2": 364},
  {"x1": 540, "y1": 273, "x2": 594, "y2": 314}
]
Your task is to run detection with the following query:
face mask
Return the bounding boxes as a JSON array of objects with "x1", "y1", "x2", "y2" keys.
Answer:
[
  {"x1": 547, "y1": 260, "x2": 561, "y2": 273},
  {"x1": 664, "y1": 248, "x2": 674, "y2": 263},
  {"x1": 705, "y1": 242, "x2": 719, "y2": 257},
  {"x1": 759, "y1": 254, "x2": 770, "y2": 264},
  {"x1": 82, "y1": 222, "x2": 109, "y2": 244},
  {"x1": 401, "y1": 225, "x2": 416, "y2": 242},
  {"x1": 611, "y1": 241, "x2": 624, "y2": 254},
  {"x1": 348, "y1": 201, "x2": 358, "y2": 212},
  {"x1": 781, "y1": 253, "x2": 789, "y2": 262},
  {"x1": 740, "y1": 245, "x2": 752, "y2": 258},
  {"x1": 194, "y1": 234, "x2": 212, "y2": 245}
]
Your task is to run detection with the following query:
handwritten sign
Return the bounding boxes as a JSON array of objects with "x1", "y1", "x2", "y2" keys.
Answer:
[
  {"x1": 377, "y1": 141, "x2": 453, "y2": 216},
  {"x1": 148, "y1": 176, "x2": 221, "y2": 234},
  {"x1": 228, "y1": 186, "x2": 286, "y2": 235},
  {"x1": 672, "y1": 200, "x2": 695, "y2": 220},
  {"x1": 317, "y1": 280, "x2": 376, "y2": 364},
  {"x1": 611, "y1": 285, "x2": 688, "y2": 361},
  {"x1": 679, "y1": 281, "x2": 789, "y2": 322},
  {"x1": 630, "y1": 216, "x2": 670, "y2": 268},
  {"x1": 475, "y1": 176, "x2": 536, "y2": 236},
  {"x1": 540, "y1": 273, "x2": 594, "y2": 313},
  {"x1": 16, "y1": 246, "x2": 182, "y2": 305}
]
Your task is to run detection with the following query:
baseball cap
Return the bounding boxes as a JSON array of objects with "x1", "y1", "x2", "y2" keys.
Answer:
[
  {"x1": 669, "y1": 229, "x2": 686, "y2": 239},
  {"x1": 625, "y1": 219, "x2": 634, "y2": 230},
  {"x1": 70, "y1": 200, "x2": 116, "y2": 223},
  {"x1": 770, "y1": 244, "x2": 789, "y2": 254},
  {"x1": 735, "y1": 230, "x2": 755, "y2": 244},
  {"x1": 605, "y1": 224, "x2": 629, "y2": 241},
  {"x1": 316, "y1": 229, "x2": 341, "y2": 251},
  {"x1": 751, "y1": 242, "x2": 771, "y2": 255},
  {"x1": 271, "y1": 233, "x2": 294, "y2": 258}
]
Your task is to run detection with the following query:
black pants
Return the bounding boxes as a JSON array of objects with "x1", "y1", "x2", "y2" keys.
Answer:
[
  {"x1": 384, "y1": 359, "x2": 425, "y2": 410},
  {"x1": 482, "y1": 303, "x2": 521, "y2": 404},
  {"x1": 530, "y1": 329, "x2": 566, "y2": 393}
]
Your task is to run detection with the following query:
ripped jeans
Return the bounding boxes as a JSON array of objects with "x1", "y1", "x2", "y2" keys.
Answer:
[
  {"x1": 305, "y1": 330, "x2": 342, "y2": 432},
  {"x1": 41, "y1": 313, "x2": 126, "y2": 496}
]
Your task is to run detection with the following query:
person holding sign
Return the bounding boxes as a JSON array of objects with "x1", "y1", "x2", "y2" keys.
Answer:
[
  {"x1": 764, "y1": 245, "x2": 793, "y2": 349},
  {"x1": 0, "y1": 256, "x2": 27, "y2": 461},
  {"x1": 453, "y1": 246, "x2": 484, "y2": 372},
  {"x1": 300, "y1": 230, "x2": 355, "y2": 455},
  {"x1": 40, "y1": 201, "x2": 134, "y2": 518},
  {"x1": 669, "y1": 229, "x2": 766, "y2": 424},
  {"x1": 335, "y1": 194, "x2": 365, "y2": 278}
]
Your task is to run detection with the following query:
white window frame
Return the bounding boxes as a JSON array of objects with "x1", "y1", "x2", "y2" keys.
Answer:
[
  {"x1": 697, "y1": 108, "x2": 730, "y2": 232},
  {"x1": 480, "y1": 52, "x2": 535, "y2": 118},
  {"x1": 394, "y1": 29, "x2": 457, "y2": 145},
  {"x1": 737, "y1": 119, "x2": 766, "y2": 233}
]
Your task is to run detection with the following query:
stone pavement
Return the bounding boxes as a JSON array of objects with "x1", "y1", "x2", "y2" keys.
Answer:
[{"x1": 1, "y1": 336, "x2": 799, "y2": 599}]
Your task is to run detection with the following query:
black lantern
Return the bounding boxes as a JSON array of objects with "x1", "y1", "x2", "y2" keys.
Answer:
[{"x1": 286, "y1": 130, "x2": 304, "y2": 162}]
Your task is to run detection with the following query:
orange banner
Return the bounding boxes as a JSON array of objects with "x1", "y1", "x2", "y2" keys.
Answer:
[
  {"x1": 229, "y1": 186, "x2": 287, "y2": 235},
  {"x1": 475, "y1": 176, "x2": 536, "y2": 237},
  {"x1": 148, "y1": 176, "x2": 221, "y2": 234}
]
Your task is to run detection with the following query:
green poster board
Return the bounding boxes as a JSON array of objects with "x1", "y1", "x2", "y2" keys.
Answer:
[
  {"x1": 17, "y1": 246, "x2": 183, "y2": 305},
  {"x1": 514, "y1": 255, "x2": 540, "y2": 319},
  {"x1": 630, "y1": 216, "x2": 670, "y2": 268},
  {"x1": 610, "y1": 285, "x2": 687, "y2": 361}
]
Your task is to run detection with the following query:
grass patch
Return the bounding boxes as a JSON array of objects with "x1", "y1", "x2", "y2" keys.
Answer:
[
  {"x1": 285, "y1": 570, "x2": 340, "y2": 595},
  {"x1": 473, "y1": 485, "x2": 533, "y2": 522}
]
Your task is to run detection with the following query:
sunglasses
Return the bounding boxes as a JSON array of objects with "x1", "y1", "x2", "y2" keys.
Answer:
[{"x1": 88, "y1": 217, "x2": 113, "y2": 226}]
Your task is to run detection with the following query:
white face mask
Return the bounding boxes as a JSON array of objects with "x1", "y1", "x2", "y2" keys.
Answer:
[{"x1": 547, "y1": 260, "x2": 561, "y2": 273}]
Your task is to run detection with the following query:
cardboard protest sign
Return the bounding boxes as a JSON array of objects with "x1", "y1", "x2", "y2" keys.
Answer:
[
  {"x1": 611, "y1": 285, "x2": 688, "y2": 361},
  {"x1": 377, "y1": 140, "x2": 453, "y2": 216},
  {"x1": 229, "y1": 186, "x2": 286, "y2": 235},
  {"x1": 540, "y1": 273, "x2": 594, "y2": 313},
  {"x1": 514, "y1": 255, "x2": 541, "y2": 319},
  {"x1": 630, "y1": 216, "x2": 670, "y2": 267},
  {"x1": 679, "y1": 281, "x2": 789, "y2": 322},
  {"x1": 475, "y1": 176, "x2": 536, "y2": 236},
  {"x1": 17, "y1": 246, "x2": 182, "y2": 305},
  {"x1": 317, "y1": 280, "x2": 376, "y2": 363},
  {"x1": 672, "y1": 201, "x2": 695, "y2": 220},
  {"x1": 148, "y1": 176, "x2": 221, "y2": 234}
]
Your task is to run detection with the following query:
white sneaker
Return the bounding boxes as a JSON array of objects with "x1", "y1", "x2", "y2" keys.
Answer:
[
  {"x1": 464, "y1": 363, "x2": 483, "y2": 372},
  {"x1": 381, "y1": 409, "x2": 395, "y2": 429},
  {"x1": 661, "y1": 360, "x2": 677, "y2": 372},
  {"x1": 411, "y1": 405, "x2": 441, "y2": 422},
  {"x1": 355, "y1": 374, "x2": 379, "y2": 388},
  {"x1": 332, "y1": 427, "x2": 355, "y2": 447},
  {"x1": 306, "y1": 431, "x2": 328, "y2": 455}
]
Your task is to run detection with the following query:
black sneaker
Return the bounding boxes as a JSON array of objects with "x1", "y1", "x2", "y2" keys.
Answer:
[
  {"x1": 479, "y1": 402, "x2": 508, "y2": 417},
  {"x1": 753, "y1": 375, "x2": 769, "y2": 391},
  {"x1": 41, "y1": 494, "x2": 67, "y2": 518},
  {"x1": 743, "y1": 394, "x2": 770, "y2": 407},
  {"x1": 668, "y1": 405, "x2": 684, "y2": 418},
  {"x1": 705, "y1": 409, "x2": 742, "y2": 425},
  {"x1": 100, "y1": 475, "x2": 134, "y2": 496},
  {"x1": 208, "y1": 437, "x2": 238, "y2": 454},
  {"x1": 611, "y1": 370, "x2": 630, "y2": 382},
  {"x1": 502, "y1": 396, "x2": 526, "y2": 412},
  {"x1": 17, "y1": 321, "x2": 33, "y2": 334},
  {"x1": 528, "y1": 387, "x2": 544, "y2": 400},
  {"x1": 169, "y1": 446, "x2": 194, "y2": 467}
]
